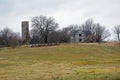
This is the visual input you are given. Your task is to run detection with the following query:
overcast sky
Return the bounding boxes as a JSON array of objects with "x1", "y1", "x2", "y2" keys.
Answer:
[{"x1": 0, "y1": 0, "x2": 120, "y2": 40}]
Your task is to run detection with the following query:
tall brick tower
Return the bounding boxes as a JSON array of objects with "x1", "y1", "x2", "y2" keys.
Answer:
[{"x1": 22, "y1": 21, "x2": 30, "y2": 45}]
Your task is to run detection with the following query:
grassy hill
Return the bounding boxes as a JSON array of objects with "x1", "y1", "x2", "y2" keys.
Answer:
[{"x1": 0, "y1": 44, "x2": 120, "y2": 80}]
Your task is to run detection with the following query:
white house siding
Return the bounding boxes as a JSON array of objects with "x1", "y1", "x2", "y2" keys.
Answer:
[{"x1": 70, "y1": 30, "x2": 85, "y2": 43}]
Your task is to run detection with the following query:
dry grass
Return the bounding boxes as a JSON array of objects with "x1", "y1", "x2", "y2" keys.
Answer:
[
  {"x1": 0, "y1": 43, "x2": 120, "y2": 80},
  {"x1": 78, "y1": 41, "x2": 120, "y2": 47}
]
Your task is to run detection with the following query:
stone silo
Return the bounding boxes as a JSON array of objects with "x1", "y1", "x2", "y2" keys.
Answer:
[{"x1": 22, "y1": 21, "x2": 30, "y2": 45}]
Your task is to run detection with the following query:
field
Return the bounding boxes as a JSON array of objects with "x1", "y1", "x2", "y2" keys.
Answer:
[{"x1": 0, "y1": 43, "x2": 120, "y2": 80}]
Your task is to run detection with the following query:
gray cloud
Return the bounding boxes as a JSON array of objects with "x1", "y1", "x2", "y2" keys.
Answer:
[{"x1": 0, "y1": 0, "x2": 120, "y2": 40}]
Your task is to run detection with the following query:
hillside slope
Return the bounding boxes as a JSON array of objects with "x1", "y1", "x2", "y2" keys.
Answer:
[{"x1": 0, "y1": 44, "x2": 120, "y2": 80}]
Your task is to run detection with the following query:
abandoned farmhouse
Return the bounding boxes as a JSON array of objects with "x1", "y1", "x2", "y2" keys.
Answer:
[{"x1": 70, "y1": 30, "x2": 91, "y2": 43}]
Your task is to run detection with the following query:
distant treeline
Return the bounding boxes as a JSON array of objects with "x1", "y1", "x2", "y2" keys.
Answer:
[{"x1": 0, "y1": 15, "x2": 120, "y2": 47}]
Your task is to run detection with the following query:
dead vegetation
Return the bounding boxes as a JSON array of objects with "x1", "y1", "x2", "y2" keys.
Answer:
[{"x1": 78, "y1": 41, "x2": 120, "y2": 47}]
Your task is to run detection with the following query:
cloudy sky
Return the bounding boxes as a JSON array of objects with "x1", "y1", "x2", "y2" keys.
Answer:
[{"x1": 0, "y1": 0, "x2": 120, "y2": 39}]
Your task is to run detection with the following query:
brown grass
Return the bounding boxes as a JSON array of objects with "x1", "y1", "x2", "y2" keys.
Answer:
[{"x1": 0, "y1": 43, "x2": 120, "y2": 80}]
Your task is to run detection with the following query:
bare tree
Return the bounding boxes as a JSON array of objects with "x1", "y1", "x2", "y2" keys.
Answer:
[
  {"x1": 58, "y1": 28, "x2": 70, "y2": 42},
  {"x1": 30, "y1": 28, "x2": 43, "y2": 44},
  {"x1": 31, "y1": 15, "x2": 59, "y2": 43},
  {"x1": 82, "y1": 19, "x2": 94, "y2": 31},
  {"x1": 94, "y1": 24, "x2": 110, "y2": 42},
  {"x1": 48, "y1": 31, "x2": 59, "y2": 43},
  {"x1": 57, "y1": 24, "x2": 79, "y2": 43},
  {"x1": 0, "y1": 28, "x2": 13, "y2": 46},
  {"x1": 0, "y1": 28, "x2": 20, "y2": 47},
  {"x1": 81, "y1": 19, "x2": 110, "y2": 42},
  {"x1": 114, "y1": 25, "x2": 120, "y2": 41},
  {"x1": 81, "y1": 19, "x2": 95, "y2": 42},
  {"x1": 66, "y1": 24, "x2": 80, "y2": 34}
]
